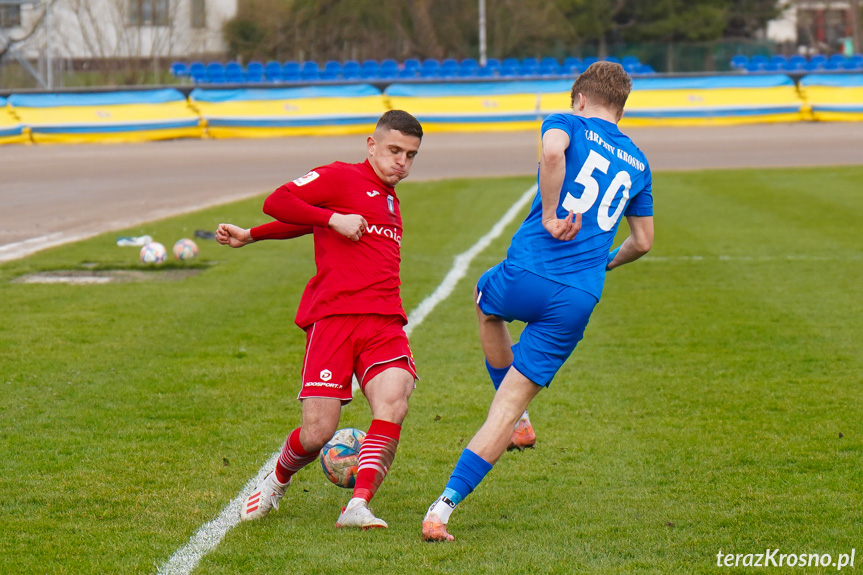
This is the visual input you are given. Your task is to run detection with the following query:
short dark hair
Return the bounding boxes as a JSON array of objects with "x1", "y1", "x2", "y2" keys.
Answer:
[
  {"x1": 570, "y1": 61, "x2": 632, "y2": 117},
  {"x1": 377, "y1": 110, "x2": 423, "y2": 140}
]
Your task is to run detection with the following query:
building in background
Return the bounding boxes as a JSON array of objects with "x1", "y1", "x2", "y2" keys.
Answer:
[
  {"x1": 1, "y1": 0, "x2": 237, "y2": 63},
  {"x1": 767, "y1": 1, "x2": 862, "y2": 55}
]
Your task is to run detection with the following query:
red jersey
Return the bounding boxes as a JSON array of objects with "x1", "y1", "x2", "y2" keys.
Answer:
[{"x1": 257, "y1": 159, "x2": 406, "y2": 329}]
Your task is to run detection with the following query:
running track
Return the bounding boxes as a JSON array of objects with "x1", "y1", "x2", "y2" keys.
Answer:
[{"x1": 1, "y1": 123, "x2": 861, "y2": 262}]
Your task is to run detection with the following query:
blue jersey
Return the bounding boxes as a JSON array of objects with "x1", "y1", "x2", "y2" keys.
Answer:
[{"x1": 505, "y1": 113, "x2": 653, "y2": 300}]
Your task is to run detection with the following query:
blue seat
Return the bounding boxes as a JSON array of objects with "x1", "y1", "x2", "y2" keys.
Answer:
[
  {"x1": 583, "y1": 56, "x2": 599, "y2": 67},
  {"x1": 621, "y1": 56, "x2": 639, "y2": 69},
  {"x1": 321, "y1": 60, "x2": 341, "y2": 80},
  {"x1": 282, "y1": 61, "x2": 301, "y2": 81},
  {"x1": 539, "y1": 57, "x2": 558, "y2": 68},
  {"x1": 300, "y1": 61, "x2": 319, "y2": 80},
  {"x1": 604, "y1": 56, "x2": 621, "y2": 64},
  {"x1": 501, "y1": 57, "x2": 520, "y2": 68},
  {"x1": 485, "y1": 58, "x2": 501, "y2": 71},
  {"x1": 419, "y1": 59, "x2": 439, "y2": 78},
  {"x1": 206, "y1": 62, "x2": 226, "y2": 83},
  {"x1": 225, "y1": 61, "x2": 244, "y2": 83},
  {"x1": 810, "y1": 54, "x2": 828, "y2": 66},
  {"x1": 804, "y1": 60, "x2": 824, "y2": 71},
  {"x1": 379, "y1": 59, "x2": 399, "y2": 79},
  {"x1": 403, "y1": 58, "x2": 420, "y2": 71},
  {"x1": 746, "y1": 61, "x2": 765, "y2": 72},
  {"x1": 730, "y1": 54, "x2": 748, "y2": 70},
  {"x1": 342, "y1": 60, "x2": 361, "y2": 79},
  {"x1": 749, "y1": 54, "x2": 768, "y2": 67},
  {"x1": 770, "y1": 55, "x2": 787, "y2": 66},
  {"x1": 245, "y1": 61, "x2": 264, "y2": 82},
  {"x1": 170, "y1": 61, "x2": 188, "y2": 78},
  {"x1": 189, "y1": 61, "x2": 206, "y2": 83},
  {"x1": 439, "y1": 59, "x2": 459, "y2": 78},
  {"x1": 264, "y1": 60, "x2": 282, "y2": 82},
  {"x1": 764, "y1": 61, "x2": 781, "y2": 71},
  {"x1": 459, "y1": 58, "x2": 479, "y2": 77},
  {"x1": 828, "y1": 54, "x2": 847, "y2": 65},
  {"x1": 476, "y1": 66, "x2": 495, "y2": 77},
  {"x1": 539, "y1": 62, "x2": 560, "y2": 76},
  {"x1": 823, "y1": 60, "x2": 841, "y2": 70},
  {"x1": 518, "y1": 57, "x2": 538, "y2": 76},
  {"x1": 498, "y1": 64, "x2": 518, "y2": 77},
  {"x1": 633, "y1": 64, "x2": 655, "y2": 75},
  {"x1": 360, "y1": 60, "x2": 379, "y2": 79},
  {"x1": 783, "y1": 60, "x2": 806, "y2": 72}
]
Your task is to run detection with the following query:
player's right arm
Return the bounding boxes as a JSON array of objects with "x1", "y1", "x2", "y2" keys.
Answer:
[
  {"x1": 605, "y1": 215, "x2": 653, "y2": 270},
  {"x1": 539, "y1": 128, "x2": 582, "y2": 241},
  {"x1": 216, "y1": 221, "x2": 313, "y2": 248},
  {"x1": 262, "y1": 169, "x2": 368, "y2": 242}
]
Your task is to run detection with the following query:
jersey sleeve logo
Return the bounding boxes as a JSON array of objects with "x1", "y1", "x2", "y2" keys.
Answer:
[{"x1": 292, "y1": 171, "x2": 320, "y2": 186}]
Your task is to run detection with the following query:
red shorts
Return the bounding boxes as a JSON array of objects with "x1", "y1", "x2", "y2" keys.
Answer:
[{"x1": 298, "y1": 314, "x2": 418, "y2": 403}]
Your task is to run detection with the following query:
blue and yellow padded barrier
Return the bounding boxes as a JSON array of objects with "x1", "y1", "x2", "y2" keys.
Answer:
[
  {"x1": 621, "y1": 75, "x2": 805, "y2": 127},
  {"x1": 7, "y1": 89, "x2": 203, "y2": 144},
  {"x1": 0, "y1": 97, "x2": 28, "y2": 145},
  {"x1": 799, "y1": 74, "x2": 863, "y2": 122},
  {"x1": 189, "y1": 85, "x2": 386, "y2": 138},
  {"x1": 384, "y1": 81, "x2": 576, "y2": 132}
]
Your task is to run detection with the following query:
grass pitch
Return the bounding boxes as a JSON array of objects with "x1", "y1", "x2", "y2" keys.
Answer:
[{"x1": 1, "y1": 167, "x2": 862, "y2": 574}]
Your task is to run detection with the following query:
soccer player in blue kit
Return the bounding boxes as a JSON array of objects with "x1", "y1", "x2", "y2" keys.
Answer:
[{"x1": 422, "y1": 61, "x2": 655, "y2": 541}]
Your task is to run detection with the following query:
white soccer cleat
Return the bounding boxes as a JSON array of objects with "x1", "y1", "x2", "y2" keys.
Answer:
[
  {"x1": 240, "y1": 471, "x2": 288, "y2": 521},
  {"x1": 335, "y1": 498, "x2": 388, "y2": 529}
]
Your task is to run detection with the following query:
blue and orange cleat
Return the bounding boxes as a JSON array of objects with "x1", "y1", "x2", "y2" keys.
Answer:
[
  {"x1": 422, "y1": 513, "x2": 455, "y2": 542},
  {"x1": 507, "y1": 415, "x2": 536, "y2": 451}
]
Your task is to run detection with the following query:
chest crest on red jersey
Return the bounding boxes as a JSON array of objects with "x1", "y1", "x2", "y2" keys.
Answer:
[{"x1": 387, "y1": 195, "x2": 395, "y2": 214}]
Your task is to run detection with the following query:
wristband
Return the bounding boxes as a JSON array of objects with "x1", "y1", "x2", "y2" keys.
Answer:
[{"x1": 606, "y1": 246, "x2": 621, "y2": 271}]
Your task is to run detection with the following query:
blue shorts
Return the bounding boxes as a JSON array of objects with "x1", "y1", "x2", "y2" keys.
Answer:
[{"x1": 476, "y1": 260, "x2": 598, "y2": 387}]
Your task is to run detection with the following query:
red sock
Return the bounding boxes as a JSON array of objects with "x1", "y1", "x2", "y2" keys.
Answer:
[
  {"x1": 274, "y1": 428, "x2": 319, "y2": 485},
  {"x1": 352, "y1": 419, "x2": 401, "y2": 503}
]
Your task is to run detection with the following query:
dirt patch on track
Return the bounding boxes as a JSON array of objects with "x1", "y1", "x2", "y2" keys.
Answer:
[{"x1": 14, "y1": 269, "x2": 204, "y2": 284}]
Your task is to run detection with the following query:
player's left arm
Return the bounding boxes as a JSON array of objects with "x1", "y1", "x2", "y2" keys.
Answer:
[
  {"x1": 539, "y1": 128, "x2": 582, "y2": 241},
  {"x1": 606, "y1": 215, "x2": 653, "y2": 271},
  {"x1": 215, "y1": 221, "x2": 313, "y2": 248}
]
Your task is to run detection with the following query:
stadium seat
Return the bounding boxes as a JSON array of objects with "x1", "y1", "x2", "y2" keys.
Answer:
[
  {"x1": 379, "y1": 59, "x2": 399, "y2": 79},
  {"x1": 633, "y1": 64, "x2": 655, "y2": 75},
  {"x1": 823, "y1": 60, "x2": 841, "y2": 71},
  {"x1": 301, "y1": 61, "x2": 320, "y2": 80},
  {"x1": 539, "y1": 60, "x2": 560, "y2": 76},
  {"x1": 518, "y1": 57, "x2": 538, "y2": 76},
  {"x1": 322, "y1": 60, "x2": 342, "y2": 80},
  {"x1": 342, "y1": 60, "x2": 361, "y2": 79},
  {"x1": 604, "y1": 56, "x2": 621, "y2": 64},
  {"x1": 283, "y1": 61, "x2": 301, "y2": 81},
  {"x1": 804, "y1": 60, "x2": 824, "y2": 71},
  {"x1": 764, "y1": 61, "x2": 781, "y2": 71},
  {"x1": 459, "y1": 58, "x2": 479, "y2": 77},
  {"x1": 828, "y1": 54, "x2": 847, "y2": 65},
  {"x1": 621, "y1": 56, "x2": 639, "y2": 69},
  {"x1": 501, "y1": 57, "x2": 520, "y2": 68},
  {"x1": 749, "y1": 54, "x2": 768, "y2": 67},
  {"x1": 170, "y1": 61, "x2": 188, "y2": 79},
  {"x1": 730, "y1": 54, "x2": 748, "y2": 70},
  {"x1": 264, "y1": 61, "x2": 282, "y2": 82},
  {"x1": 206, "y1": 62, "x2": 226, "y2": 83},
  {"x1": 583, "y1": 56, "x2": 599, "y2": 67},
  {"x1": 360, "y1": 60, "x2": 379, "y2": 79},
  {"x1": 225, "y1": 62, "x2": 244, "y2": 83},
  {"x1": 189, "y1": 61, "x2": 207, "y2": 83},
  {"x1": 245, "y1": 61, "x2": 264, "y2": 82},
  {"x1": 439, "y1": 59, "x2": 459, "y2": 78},
  {"x1": 476, "y1": 66, "x2": 495, "y2": 77},
  {"x1": 498, "y1": 64, "x2": 518, "y2": 77},
  {"x1": 770, "y1": 55, "x2": 787, "y2": 66},
  {"x1": 746, "y1": 61, "x2": 766, "y2": 72},
  {"x1": 485, "y1": 58, "x2": 501, "y2": 71},
  {"x1": 810, "y1": 54, "x2": 828, "y2": 66}
]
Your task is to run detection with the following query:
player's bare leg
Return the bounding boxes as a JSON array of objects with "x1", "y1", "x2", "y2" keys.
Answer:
[
  {"x1": 423, "y1": 368, "x2": 542, "y2": 541},
  {"x1": 476, "y1": 294, "x2": 536, "y2": 451},
  {"x1": 241, "y1": 398, "x2": 340, "y2": 521},
  {"x1": 337, "y1": 367, "x2": 413, "y2": 529}
]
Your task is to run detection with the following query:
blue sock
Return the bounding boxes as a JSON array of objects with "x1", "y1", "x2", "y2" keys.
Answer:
[
  {"x1": 443, "y1": 449, "x2": 493, "y2": 505},
  {"x1": 486, "y1": 359, "x2": 510, "y2": 391}
]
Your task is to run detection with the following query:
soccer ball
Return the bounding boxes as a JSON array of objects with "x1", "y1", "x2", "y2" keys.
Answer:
[
  {"x1": 320, "y1": 428, "x2": 366, "y2": 488},
  {"x1": 139, "y1": 242, "x2": 167, "y2": 264},
  {"x1": 173, "y1": 238, "x2": 198, "y2": 260}
]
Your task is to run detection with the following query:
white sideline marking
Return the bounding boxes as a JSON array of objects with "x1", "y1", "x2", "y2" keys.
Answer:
[{"x1": 155, "y1": 184, "x2": 537, "y2": 575}]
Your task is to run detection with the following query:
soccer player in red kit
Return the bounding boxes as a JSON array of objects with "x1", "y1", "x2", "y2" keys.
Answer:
[{"x1": 216, "y1": 110, "x2": 423, "y2": 529}]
